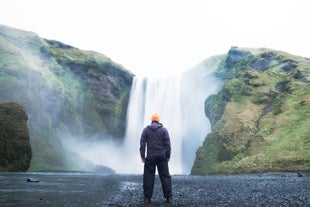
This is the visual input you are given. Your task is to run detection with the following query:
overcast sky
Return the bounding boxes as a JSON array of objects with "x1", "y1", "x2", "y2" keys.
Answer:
[{"x1": 0, "y1": 0, "x2": 309, "y2": 76}]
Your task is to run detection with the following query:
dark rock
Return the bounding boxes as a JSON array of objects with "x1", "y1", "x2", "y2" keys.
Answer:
[
  {"x1": 294, "y1": 69, "x2": 309, "y2": 82},
  {"x1": 282, "y1": 61, "x2": 297, "y2": 72},
  {"x1": 276, "y1": 81, "x2": 291, "y2": 93},
  {"x1": 261, "y1": 52, "x2": 275, "y2": 59},
  {"x1": 249, "y1": 52, "x2": 276, "y2": 71},
  {"x1": 297, "y1": 172, "x2": 304, "y2": 177},
  {"x1": 0, "y1": 103, "x2": 32, "y2": 172},
  {"x1": 26, "y1": 178, "x2": 40, "y2": 182},
  {"x1": 226, "y1": 48, "x2": 251, "y2": 67},
  {"x1": 249, "y1": 59, "x2": 269, "y2": 71}
]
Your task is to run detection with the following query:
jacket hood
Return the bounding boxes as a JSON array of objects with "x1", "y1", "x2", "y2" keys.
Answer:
[{"x1": 147, "y1": 121, "x2": 162, "y2": 131}]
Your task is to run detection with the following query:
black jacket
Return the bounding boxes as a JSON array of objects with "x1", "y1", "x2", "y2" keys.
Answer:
[{"x1": 140, "y1": 121, "x2": 171, "y2": 159}]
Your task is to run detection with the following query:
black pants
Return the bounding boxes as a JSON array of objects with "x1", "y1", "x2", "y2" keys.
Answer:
[{"x1": 143, "y1": 155, "x2": 172, "y2": 199}]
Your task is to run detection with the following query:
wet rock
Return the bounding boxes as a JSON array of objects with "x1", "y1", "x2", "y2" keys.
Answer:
[
  {"x1": 297, "y1": 172, "x2": 304, "y2": 177},
  {"x1": 26, "y1": 178, "x2": 40, "y2": 182}
]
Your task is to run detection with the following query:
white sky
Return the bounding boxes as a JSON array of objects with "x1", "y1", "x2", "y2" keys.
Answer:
[{"x1": 0, "y1": 0, "x2": 309, "y2": 76}]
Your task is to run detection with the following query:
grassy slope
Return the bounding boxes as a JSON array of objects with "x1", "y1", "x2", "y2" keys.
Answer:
[
  {"x1": 0, "y1": 25, "x2": 133, "y2": 171},
  {"x1": 192, "y1": 48, "x2": 310, "y2": 174}
]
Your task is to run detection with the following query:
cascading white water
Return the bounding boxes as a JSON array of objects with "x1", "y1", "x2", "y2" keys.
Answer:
[
  {"x1": 120, "y1": 63, "x2": 222, "y2": 174},
  {"x1": 121, "y1": 76, "x2": 183, "y2": 174},
  {"x1": 62, "y1": 57, "x2": 223, "y2": 175}
]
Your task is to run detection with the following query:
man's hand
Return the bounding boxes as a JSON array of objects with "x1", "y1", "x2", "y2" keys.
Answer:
[{"x1": 141, "y1": 158, "x2": 145, "y2": 163}]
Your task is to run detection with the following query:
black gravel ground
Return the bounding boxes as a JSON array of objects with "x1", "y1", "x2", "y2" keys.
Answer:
[{"x1": 0, "y1": 172, "x2": 309, "y2": 207}]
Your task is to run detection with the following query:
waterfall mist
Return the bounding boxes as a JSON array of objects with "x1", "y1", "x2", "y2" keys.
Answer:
[
  {"x1": 0, "y1": 25, "x2": 224, "y2": 174},
  {"x1": 120, "y1": 58, "x2": 223, "y2": 174},
  {"x1": 61, "y1": 57, "x2": 223, "y2": 174}
]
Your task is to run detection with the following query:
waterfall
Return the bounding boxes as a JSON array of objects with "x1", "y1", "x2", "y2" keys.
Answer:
[
  {"x1": 61, "y1": 58, "x2": 223, "y2": 175},
  {"x1": 121, "y1": 76, "x2": 183, "y2": 174},
  {"x1": 121, "y1": 65, "x2": 221, "y2": 174}
]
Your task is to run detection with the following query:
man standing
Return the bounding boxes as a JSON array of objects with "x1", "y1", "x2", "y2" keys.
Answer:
[{"x1": 140, "y1": 113, "x2": 173, "y2": 204}]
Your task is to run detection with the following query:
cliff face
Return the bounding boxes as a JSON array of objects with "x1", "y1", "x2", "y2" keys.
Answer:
[
  {"x1": 0, "y1": 103, "x2": 32, "y2": 171},
  {"x1": 192, "y1": 47, "x2": 310, "y2": 174},
  {"x1": 0, "y1": 25, "x2": 133, "y2": 171}
]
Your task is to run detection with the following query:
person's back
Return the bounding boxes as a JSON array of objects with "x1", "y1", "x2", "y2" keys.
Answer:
[{"x1": 140, "y1": 113, "x2": 173, "y2": 204}]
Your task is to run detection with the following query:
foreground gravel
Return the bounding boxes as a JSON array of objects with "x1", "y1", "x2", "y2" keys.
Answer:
[{"x1": 0, "y1": 172, "x2": 309, "y2": 206}]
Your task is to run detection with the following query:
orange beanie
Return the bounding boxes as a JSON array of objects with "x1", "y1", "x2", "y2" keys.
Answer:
[{"x1": 151, "y1": 113, "x2": 160, "y2": 122}]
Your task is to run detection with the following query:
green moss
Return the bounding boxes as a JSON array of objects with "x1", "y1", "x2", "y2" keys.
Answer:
[
  {"x1": 192, "y1": 47, "x2": 310, "y2": 175},
  {"x1": 204, "y1": 93, "x2": 227, "y2": 127},
  {"x1": 0, "y1": 25, "x2": 133, "y2": 171},
  {"x1": 0, "y1": 103, "x2": 32, "y2": 172},
  {"x1": 191, "y1": 130, "x2": 221, "y2": 175}
]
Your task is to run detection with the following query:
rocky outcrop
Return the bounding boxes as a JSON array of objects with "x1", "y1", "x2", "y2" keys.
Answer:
[
  {"x1": 0, "y1": 25, "x2": 133, "y2": 171},
  {"x1": 0, "y1": 103, "x2": 32, "y2": 171},
  {"x1": 192, "y1": 47, "x2": 310, "y2": 175}
]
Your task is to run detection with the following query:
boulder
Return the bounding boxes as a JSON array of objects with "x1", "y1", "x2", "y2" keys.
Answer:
[
  {"x1": 0, "y1": 103, "x2": 32, "y2": 171},
  {"x1": 26, "y1": 178, "x2": 40, "y2": 182}
]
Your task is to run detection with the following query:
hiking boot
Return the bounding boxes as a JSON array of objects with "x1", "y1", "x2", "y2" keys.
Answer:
[
  {"x1": 166, "y1": 198, "x2": 173, "y2": 203},
  {"x1": 144, "y1": 197, "x2": 151, "y2": 204}
]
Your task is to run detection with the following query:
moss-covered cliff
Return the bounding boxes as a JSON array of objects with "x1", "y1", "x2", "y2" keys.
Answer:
[
  {"x1": 0, "y1": 25, "x2": 133, "y2": 171},
  {"x1": 192, "y1": 47, "x2": 310, "y2": 174},
  {"x1": 0, "y1": 103, "x2": 32, "y2": 171}
]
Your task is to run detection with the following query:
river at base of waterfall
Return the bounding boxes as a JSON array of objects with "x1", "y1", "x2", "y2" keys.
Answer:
[{"x1": 0, "y1": 172, "x2": 309, "y2": 207}]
